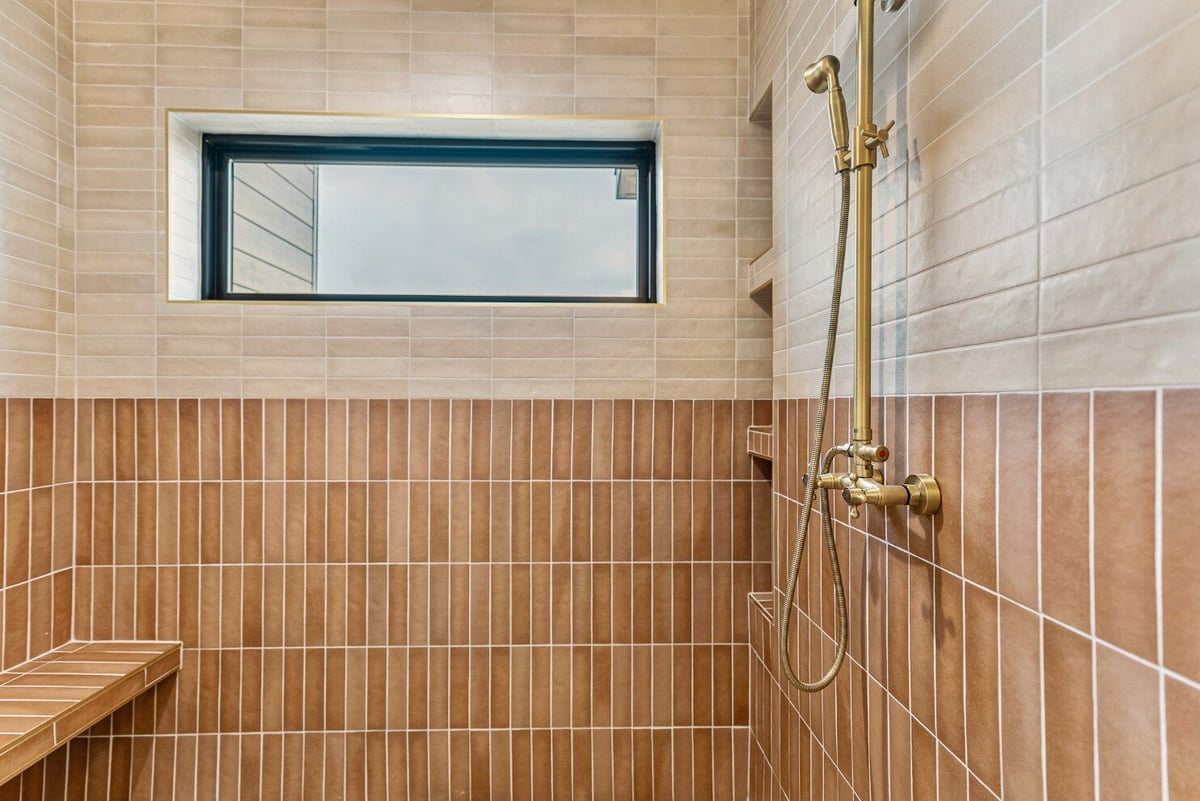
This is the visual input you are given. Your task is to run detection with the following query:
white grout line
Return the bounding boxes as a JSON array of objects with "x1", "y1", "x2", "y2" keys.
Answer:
[
  {"x1": 1156, "y1": 389, "x2": 1169, "y2": 801},
  {"x1": 1089, "y1": 391, "x2": 1100, "y2": 801},
  {"x1": 1034, "y1": 390, "x2": 1050, "y2": 801}
]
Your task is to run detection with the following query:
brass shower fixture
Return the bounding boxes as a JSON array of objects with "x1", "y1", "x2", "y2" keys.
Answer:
[
  {"x1": 779, "y1": 0, "x2": 937, "y2": 695},
  {"x1": 821, "y1": 0, "x2": 939, "y2": 520}
]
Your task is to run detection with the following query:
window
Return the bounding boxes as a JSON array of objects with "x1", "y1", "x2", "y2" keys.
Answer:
[{"x1": 201, "y1": 134, "x2": 657, "y2": 303}]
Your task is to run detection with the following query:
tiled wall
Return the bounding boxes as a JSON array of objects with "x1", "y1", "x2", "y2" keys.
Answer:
[
  {"x1": 0, "y1": 0, "x2": 74, "y2": 396},
  {"x1": 752, "y1": 0, "x2": 1200, "y2": 396},
  {"x1": 2, "y1": 398, "x2": 772, "y2": 799},
  {"x1": 750, "y1": 391, "x2": 1200, "y2": 801},
  {"x1": 747, "y1": 0, "x2": 1200, "y2": 797},
  {"x1": 0, "y1": 401, "x2": 74, "y2": 670},
  {"x1": 68, "y1": 0, "x2": 773, "y2": 400}
]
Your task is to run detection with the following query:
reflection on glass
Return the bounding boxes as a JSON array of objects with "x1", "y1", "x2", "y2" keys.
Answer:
[{"x1": 229, "y1": 161, "x2": 642, "y2": 298}]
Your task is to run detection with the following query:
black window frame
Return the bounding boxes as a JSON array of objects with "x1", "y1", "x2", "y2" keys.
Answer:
[{"x1": 201, "y1": 133, "x2": 658, "y2": 303}]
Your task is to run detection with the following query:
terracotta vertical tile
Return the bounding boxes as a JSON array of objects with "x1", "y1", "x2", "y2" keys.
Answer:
[
  {"x1": 530, "y1": 399, "x2": 552, "y2": 481},
  {"x1": 150, "y1": 399, "x2": 175, "y2": 482},
  {"x1": 889, "y1": 699, "x2": 912, "y2": 801},
  {"x1": 910, "y1": 719, "x2": 937, "y2": 801},
  {"x1": 879, "y1": 395, "x2": 905, "y2": 539},
  {"x1": 93, "y1": 398, "x2": 114, "y2": 483},
  {"x1": 30, "y1": 485, "x2": 52, "y2": 578},
  {"x1": 571, "y1": 481, "x2": 591, "y2": 562},
  {"x1": 628, "y1": 728, "x2": 652, "y2": 799},
  {"x1": 198, "y1": 399, "x2": 221, "y2": 481},
  {"x1": 1096, "y1": 644, "x2": 1161, "y2": 801},
  {"x1": 388, "y1": 399, "x2": 409, "y2": 481},
  {"x1": 932, "y1": 396, "x2": 963, "y2": 574},
  {"x1": 328, "y1": 399, "x2": 348, "y2": 480},
  {"x1": 961, "y1": 395, "x2": 996, "y2": 589},
  {"x1": 348, "y1": 398, "x2": 371, "y2": 480},
  {"x1": 449, "y1": 399, "x2": 470, "y2": 480},
  {"x1": 938, "y1": 744, "x2": 967, "y2": 801},
  {"x1": 242, "y1": 399, "x2": 263, "y2": 481},
  {"x1": 220, "y1": 398, "x2": 241, "y2": 479},
  {"x1": 691, "y1": 399, "x2": 714, "y2": 481},
  {"x1": 909, "y1": 555, "x2": 936, "y2": 731},
  {"x1": 1164, "y1": 388, "x2": 1200, "y2": 681},
  {"x1": 429, "y1": 481, "x2": 453, "y2": 562},
  {"x1": 572, "y1": 644, "x2": 593, "y2": 727},
  {"x1": 488, "y1": 400, "x2": 512, "y2": 482},
  {"x1": 407, "y1": 732, "x2": 429, "y2": 800},
  {"x1": 1043, "y1": 620, "x2": 1094, "y2": 801},
  {"x1": 448, "y1": 647, "x2": 469, "y2": 727},
  {"x1": 135, "y1": 480, "x2": 157, "y2": 567},
  {"x1": 963, "y1": 584, "x2": 1000, "y2": 793},
  {"x1": 907, "y1": 396, "x2": 934, "y2": 562},
  {"x1": 671, "y1": 481, "x2": 692, "y2": 563},
  {"x1": 630, "y1": 399, "x2": 652, "y2": 480},
  {"x1": 429, "y1": 563, "x2": 450, "y2": 645},
  {"x1": 589, "y1": 399, "x2": 612, "y2": 482},
  {"x1": 1166, "y1": 677, "x2": 1200, "y2": 798},
  {"x1": 468, "y1": 731, "x2": 491, "y2": 799},
  {"x1": 114, "y1": 398, "x2": 136, "y2": 483},
  {"x1": 1093, "y1": 391, "x2": 1157, "y2": 662},
  {"x1": 711, "y1": 400, "x2": 733, "y2": 482},
  {"x1": 997, "y1": 394, "x2": 1039, "y2": 609},
  {"x1": 509, "y1": 400, "x2": 530, "y2": 482},
  {"x1": 511, "y1": 729, "x2": 532, "y2": 801},
  {"x1": 4, "y1": 400, "x2": 29, "y2": 492},
  {"x1": 31, "y1": 397, "x2": 54, "y2": 488},
  {"x1": 301, "y1": 400, "x2": 325, "y2": 482},
  {"x1": 936, "y1": 568, "x2": 964, "y2": 757},
  {"x1": 408, "y1": 482, "x2": 429, "y2": 564},
  {"x1": 550, "y1": 399, "x2": 572, "y2": 481},
  {"x1": 887, "y1": 545, "x2": 910, "y2": 706},
  {"x1": 603, "y1": 399, "x2": 628, "y2": 482},
  {"x1": 74, "y1": 399, "x2": 92, "y2": 482},
  {"x1": 281, "y1": 399, "x2": 304, "y2": 481},
  {"x1": 731, "y1": 400, "x2": 754, "y2": 481},
  {"x1": 5, "y1": 490, "x2": 28, "y2": 586},
  {"x1": 407, "y1": 648, "x2": 428, "y2": 729},
  {"x1": 671, "y1": 401, "x2": 693, "y2": 480},
  {"x1": 572, "y1": 399, "x2": 592, "y2": 480},
  {"x1": 652, "y1": 400, "x2": 674, "y2": 480},
  {"x1": 1041, "y1": 393, "x2": 1092, "y2": 631}
]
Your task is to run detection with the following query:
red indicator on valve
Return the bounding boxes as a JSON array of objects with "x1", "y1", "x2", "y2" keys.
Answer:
[{"x1": 877, "y1": 447, "x2": 889, "y2": 460}]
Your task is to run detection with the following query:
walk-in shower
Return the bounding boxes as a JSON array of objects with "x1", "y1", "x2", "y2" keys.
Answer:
[{"x1": 777, "y1": 0, "x2": 942, "y2": 693}]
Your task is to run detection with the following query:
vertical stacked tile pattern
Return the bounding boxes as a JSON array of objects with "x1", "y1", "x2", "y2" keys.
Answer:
[
  {"x1": 2, "y1": 398, "x2": 772, "y2": 799},
  {"x1": 746, "y1": 0, "x2": 1200, "y2": 796},
  {"x1": 64, "y1": 0, "x2": 774, "y2": 400},
  {"x1": 749, "y1": 390, "x2": 1200, "y2": 801},
  {"x1": 0, "y1": 0, "x2": 74, "y2": 396},
  {"x1": 0, "y1": 400, "x2": 75, "y2": 673}
]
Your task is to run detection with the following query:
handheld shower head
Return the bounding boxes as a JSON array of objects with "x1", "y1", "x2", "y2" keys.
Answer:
[
  {"x1": 803, "y1": 55, "x2": 840, "y2": 94},
  {"x1": 804, "y1": 56, "x2": 851, "y2": 173}
]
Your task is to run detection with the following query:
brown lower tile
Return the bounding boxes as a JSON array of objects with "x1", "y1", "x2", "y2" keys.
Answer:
[{"x1": 1043, "y1": 620, "x2": 1094, "y2": 801}]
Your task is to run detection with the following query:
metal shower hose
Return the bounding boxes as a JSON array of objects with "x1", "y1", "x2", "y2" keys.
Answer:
[{"x1": 776, "y1": 170, "x2": 851, "y2": 692}]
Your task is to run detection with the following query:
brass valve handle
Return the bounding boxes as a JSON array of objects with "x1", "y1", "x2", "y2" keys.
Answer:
[{"x1": 864, "y1": 119, "x2": 896, "y2": 158}]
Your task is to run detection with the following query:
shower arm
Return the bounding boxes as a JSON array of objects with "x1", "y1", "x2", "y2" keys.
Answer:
[{"x1": 819, "y1": 0, "x2": 941, "y2": 517}]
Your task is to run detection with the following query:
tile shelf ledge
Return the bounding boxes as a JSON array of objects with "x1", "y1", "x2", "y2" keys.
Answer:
[
  {"x1": 747, "y1": 424, "x2": 774, "y2": 461},
  {"x1": 0, "y1": 641, "x2": 181, "y2": 785},
  {"x1": 747, "y1": 247, "x2": 775, "y2": 298}
]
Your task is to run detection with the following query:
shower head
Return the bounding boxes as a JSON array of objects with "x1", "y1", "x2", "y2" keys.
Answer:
[
  {"x1": 804, "y1": 56, "x2": 851, "y2": 173},
  {"x1": 803, "y1": 54, "x2": 840, "y2": 94}
]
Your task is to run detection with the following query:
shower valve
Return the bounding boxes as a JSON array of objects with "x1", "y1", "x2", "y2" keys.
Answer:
[{"x1": 856, "y1": 120, "x2": 895, "y2": 166}]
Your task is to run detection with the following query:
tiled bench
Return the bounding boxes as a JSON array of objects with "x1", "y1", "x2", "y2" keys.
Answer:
[{"x1": 0, "y1": 641, "x2": 181, "y2": 785}]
